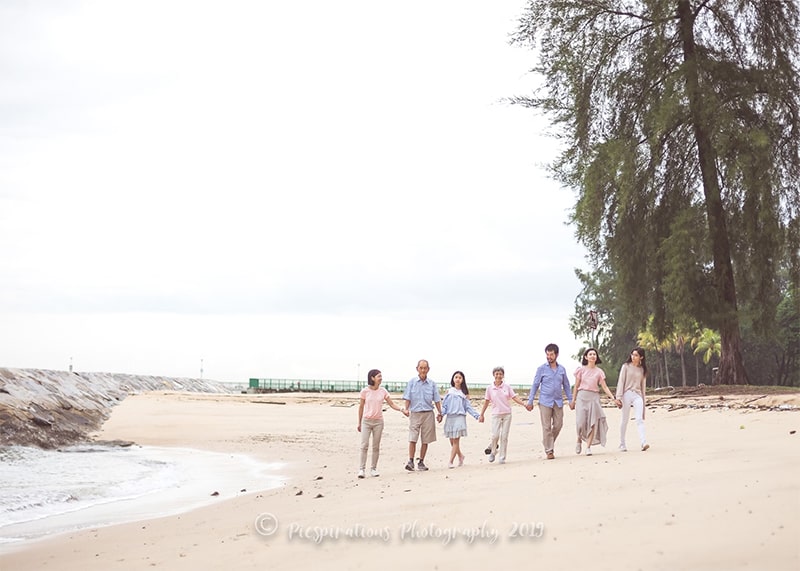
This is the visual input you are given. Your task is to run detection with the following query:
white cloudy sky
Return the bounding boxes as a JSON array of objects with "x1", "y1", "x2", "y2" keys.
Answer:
[{"x1": 0, "y1": 0, "x2": 589, "y2": 386}]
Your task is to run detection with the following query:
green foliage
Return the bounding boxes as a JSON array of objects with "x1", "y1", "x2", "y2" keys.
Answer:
[
  {"x1": 513, "y1": 1, "x2": 800, "y2": 384},
  {"x1": 567, "y1": 266, "x2": 635, "y2": 376},
  {"x1": 692, "y1": 328, "x2": 721, "y2": 365}
]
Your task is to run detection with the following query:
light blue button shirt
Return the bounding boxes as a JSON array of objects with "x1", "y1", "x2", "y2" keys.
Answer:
[
  {"x1": 527, "y1": 362, "x2": 572, "y2": 408},
  {"x1": 402, "y1": 377, "x2": 441, "y2": 411}
]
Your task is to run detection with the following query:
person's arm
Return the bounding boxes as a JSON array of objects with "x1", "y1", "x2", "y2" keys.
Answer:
[
  {"x1": 598, "y1": 372, "x2": 619, "y2": 405},
  {"x1": 641, "y1": 373, "x2": 647, "y2": 418},
  {"x1": 479, "y1": 398, "x2": 489, "y2": 422},
  {"x1": 508, "y1": 385, "x2": 525, "y2": 407},
  {"x1": 385, "y1": 393, "x2": 406, "y2": 415},
  {"x1": 402, "y1": 380, "x2": 412, "y2": 413},
  {"x1": 562, "y1": 368, "x2": 573, "y2": 403},
  {"x1": 616, "y1": 365, "x2": 626, "y2": 400},
  {"x1": 440, "y1": 394, "x2": 450, "y2": 417},
  {"x1": 527, "y1": 373, "x2": 540, "y2": 407},
  {"x1": 357, "y1": 398, "x2": 365, "y2": 432},
  {"x1": 572, "y1": 377, "x2": 582, "y2": 403},
  {"x1": 465, "y1": 398, "x2": 481, "y2": 420}
]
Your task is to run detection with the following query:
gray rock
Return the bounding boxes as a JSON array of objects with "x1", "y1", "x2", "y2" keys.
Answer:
[{"x1": 0, "y1": 367, "x2": 231, "y2": 449}]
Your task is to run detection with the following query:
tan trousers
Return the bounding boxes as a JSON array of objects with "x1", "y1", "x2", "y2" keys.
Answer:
[
  {"x1": 538, "y1": 404, "x2": 564, "y2": 454},
  {"x1": 359, "y1": 418, "x2": 385, "y2": 470}
]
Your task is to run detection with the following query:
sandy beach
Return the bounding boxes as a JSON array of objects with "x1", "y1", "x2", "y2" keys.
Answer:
[{"x1": 1, "y1": 389, "x2": 798, "y2": 570}]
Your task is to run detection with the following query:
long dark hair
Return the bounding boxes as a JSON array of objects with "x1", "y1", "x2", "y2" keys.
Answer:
[
  {"x1": 450, "y1": 371, "x2": 469, "y2": 395},
  {"x1": 624, "y1": 347, "x2": 648, "y2": 376}
]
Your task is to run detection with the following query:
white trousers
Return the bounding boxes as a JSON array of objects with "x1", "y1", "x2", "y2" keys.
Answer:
[
  {"x1": 490, "y1": 413, "x2": 512, "y2": 461},
  {"x1": 620, "y1": 390, "x2": 647, "y2": 447}
]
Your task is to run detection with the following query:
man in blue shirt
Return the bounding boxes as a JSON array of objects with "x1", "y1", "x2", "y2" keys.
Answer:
[
  {"x1": 526, "y1": 343, "x2": 573, "y2": 460},
  {"x1": 402, "y1": 359, "x2": 443, "y2": 471}
]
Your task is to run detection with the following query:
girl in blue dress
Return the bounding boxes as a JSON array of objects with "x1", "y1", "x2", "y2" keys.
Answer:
[{"x1": 441, "y1": 371, "x2": 482, "y2": 468}]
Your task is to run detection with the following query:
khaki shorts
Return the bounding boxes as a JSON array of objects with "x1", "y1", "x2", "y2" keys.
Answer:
[{"x1": 408, "y1": 411, "x2": 437, "y2": 444}]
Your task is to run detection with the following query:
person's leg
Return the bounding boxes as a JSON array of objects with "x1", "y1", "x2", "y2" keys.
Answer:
[
  {"x1": 449, "y1": 438, "x2": 457, "y2": 465},
  {"x1": 575, "y1": 394, "x2": 584, "y2": 453},
  {"x1": 455, "y1": 437, "x2": 464, "y2": 465},
  {"x1": 539, "y1": 405, "x2": 554, "y2": 453},
  {"x1": 632, "y1": 393, "x2": 648, "y2": 448},
  {"x1": 551, "y1": 404, "x2": 564, "y2": 444},
  {"x1": 498, "y1": 414, "x2": 511, "y2": 462},
  {"x1": 620, "y1": 391, "x2": 633, "y2": 449},
  {"x1": 585, "y1": 424, "x2": 596, "y2": 455},
  {"x1": 371, "y1": 420, "x2": 384, "y2": 469},
  {"x1": 407, "y1": 412, "x2": 420, "y2": 469},
  {"x1": 490, "y1": 414, "x2": 501, "y2": 461},
  {"x1": 419, "y1": 412, "x2": 435, "y2": 462},
  {"x1": 359, "y1": 420, "x2": 371, "y2": 471}
]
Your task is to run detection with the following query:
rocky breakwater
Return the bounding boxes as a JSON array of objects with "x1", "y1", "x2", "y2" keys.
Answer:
[{"x1": 0, "y1": 368, "x2": 231, "y2": 448}]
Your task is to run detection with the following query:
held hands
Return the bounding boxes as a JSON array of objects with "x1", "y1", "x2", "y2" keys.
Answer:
[
  {"x1": 436, "y1": 413, "x2": 443, "y2": 423},
  {"x1": 569, "y1": 400, "x2": 575, "y2": 410},
  {"x1": 525, "y1": 404, "x2": 533, "y2": 412}
]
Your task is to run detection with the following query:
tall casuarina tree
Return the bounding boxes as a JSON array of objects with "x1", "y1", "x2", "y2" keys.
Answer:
[{"x1": 512, "y1": 1, "x2": 800, "y2": 384}]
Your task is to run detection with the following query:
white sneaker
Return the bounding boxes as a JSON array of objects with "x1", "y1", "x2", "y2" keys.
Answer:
[
  {"x1": 370, "y1": 468, "x2": 379, "y2": 477},
  {"x1": 586, "y1": 447, "x2": 592, "y2": 456},
  {"x1": 488, "y1": 453, "x2": 496, "y2": 463},
  {"x1": 357, "y1": 469, "x2": 365, "y2": 479},
  {"x1": 576, "y1": 442, "x2": 582, "y2": 454},
  {"x1": 619, "y1": 444, "x2": 627, "y2": 452}
]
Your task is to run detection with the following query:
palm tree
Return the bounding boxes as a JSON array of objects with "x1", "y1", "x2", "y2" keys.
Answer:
[
  {"x1": 637, "y1": 318, "x2": 665, "y2": 388},
  {"x1": 673, "y1": 329, "x2": 691, "y2": 388},
  {"x1": 692, "y1": 328, "x2": 722, "y2": 384},
  {"x1": 689, "y1": 324, "x2": 704, "y2": 385}
]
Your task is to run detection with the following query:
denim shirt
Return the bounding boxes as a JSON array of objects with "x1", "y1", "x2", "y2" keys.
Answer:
[{"x1": 527, "y1": 362, "x2": 572, "y2": 408}]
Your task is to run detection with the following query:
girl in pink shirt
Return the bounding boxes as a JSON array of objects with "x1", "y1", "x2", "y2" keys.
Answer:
[{"x1": 357, "y1": 369, "x2": 408, "y2": 478}]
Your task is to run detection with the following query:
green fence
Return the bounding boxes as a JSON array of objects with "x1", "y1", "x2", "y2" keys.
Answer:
[
  {"x1": 248, "y1": 378, "x2": 409, "y2": 393},
  {"x1": 247, "y1": 378, "x2": 531, "y2": 395}
]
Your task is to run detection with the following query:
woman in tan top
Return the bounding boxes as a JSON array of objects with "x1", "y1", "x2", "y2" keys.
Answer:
[{"x1": 615, "y1": 347, "x2": 650, "y2": 452}]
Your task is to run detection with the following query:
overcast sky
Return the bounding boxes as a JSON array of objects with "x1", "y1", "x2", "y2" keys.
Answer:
[{"x1": 0, "y1": 0, "x2": 589, "y2": 386}]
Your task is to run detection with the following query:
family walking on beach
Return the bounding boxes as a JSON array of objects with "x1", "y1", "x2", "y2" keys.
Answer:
[{"x1": 355, "y1": 345, "x2": 650, "y2": 478}]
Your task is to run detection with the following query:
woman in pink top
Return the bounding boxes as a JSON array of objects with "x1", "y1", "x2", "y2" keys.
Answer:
[
  {"x1": 570, "y1": 348, "x2": 620, "y2": 456},
  {"x1": 357, "y1": 369, "x2": 408, "y2": 479}
]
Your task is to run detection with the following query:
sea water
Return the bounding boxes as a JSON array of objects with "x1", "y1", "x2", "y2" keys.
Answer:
[{"x1": 0, "y1": 444, "x2": 285, "y2": 551}]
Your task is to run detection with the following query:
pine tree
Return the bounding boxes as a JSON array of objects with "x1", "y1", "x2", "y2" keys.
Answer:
[{"x1": 512, "y1": 1, "x2": 800, "y2": 384}]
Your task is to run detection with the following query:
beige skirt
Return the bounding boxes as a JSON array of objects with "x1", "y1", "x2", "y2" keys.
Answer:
[{"x1": 575, "y1": 390, "x2": 608, "y2": 446}]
